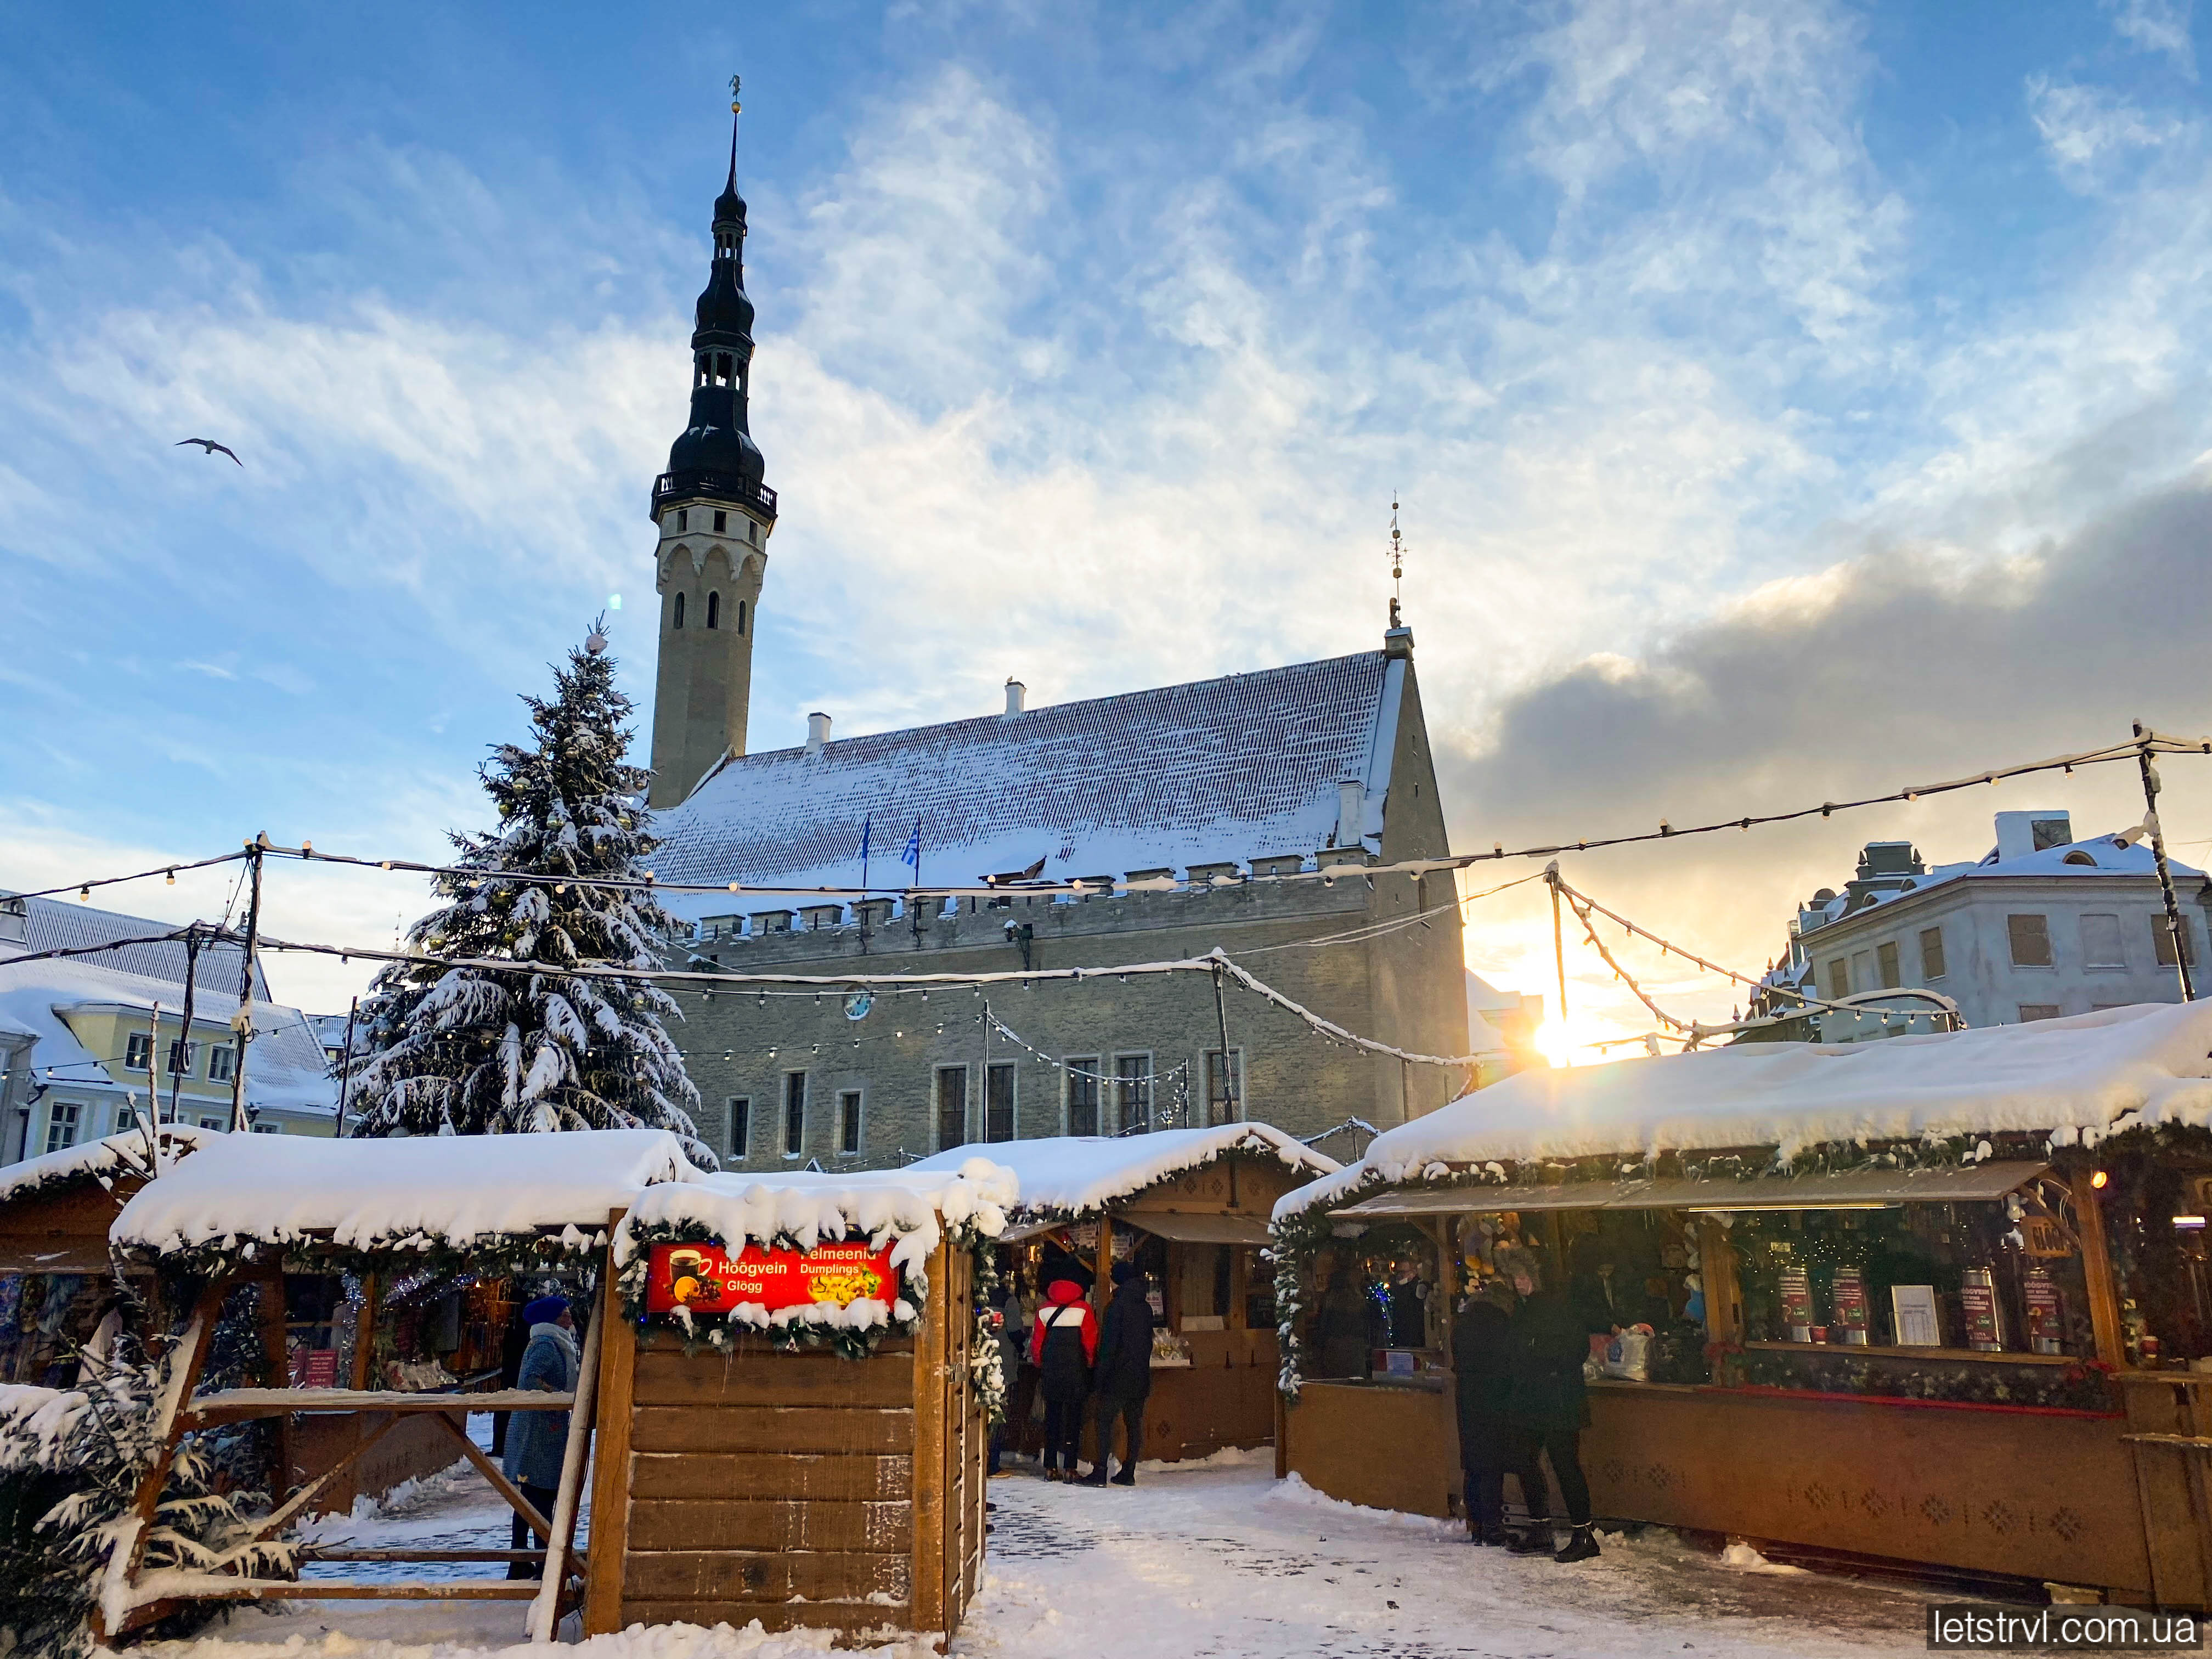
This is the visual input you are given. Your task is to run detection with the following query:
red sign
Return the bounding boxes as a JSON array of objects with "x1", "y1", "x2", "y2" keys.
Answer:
[{"x1": 645, "y1": 1240, "x2": 900, "y2": 1316}]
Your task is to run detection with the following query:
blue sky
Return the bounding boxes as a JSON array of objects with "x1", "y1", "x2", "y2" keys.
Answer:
[{"x1": 7, "y1": 0, "x2": 2212, "y2": 1037}]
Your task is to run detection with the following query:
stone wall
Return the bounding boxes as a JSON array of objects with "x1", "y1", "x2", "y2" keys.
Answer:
[{"x1": 662, "y1": 865, "x2": 1469, "y2": 1171}]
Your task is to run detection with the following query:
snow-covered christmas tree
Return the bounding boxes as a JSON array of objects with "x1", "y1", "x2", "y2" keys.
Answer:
[{"x1": 347, "y1": 623, "x2": 712, "y2": 1166}]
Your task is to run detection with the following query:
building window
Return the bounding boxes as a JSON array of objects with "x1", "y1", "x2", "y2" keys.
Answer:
[
  {"x1": 984, "y1": 1063, "x2": 1016, "y2": 1143},
  {"x1": 1876, "y1": 941, "x2": 1901, "y2": 989},
  {"x1": 935, "y1": 1066, "x2": 968, "y2": 1152},
  {"x1": 783, "y1": 1072, "x2": 806, "y2": 1157},
  {"x1": 1066, "y1": 1060, "x2": 1101, "y2": 1136},
  {"x1": 168, "y1": 1040, "x2": 198, "y2": 1076},
  {"x1": 43, "y1": 1102, "x2": 81, "y2": 1154},
  {"x1": 1825, "y1": 957, "x2": 1849, "y2": 1000},
  {"x1": 2007, "y1": 914, "x2": 2053, "y2": 968},
  {"x1": 252, "y1": 1122, "x2": 280, "y2": 1134},
  {"x1": 1204, "y1": 1048, "x2": 1244, "y2": 1126},
  {"x1": 2018, "y1": 1004, "x2": 2062, "y2": 1023},
  {"x1": 713, "y1": 509, "x2": 727, "y2": 534},
  {"x1": 1114, "y1": 1056, "x2": 1152, "y2": 1133},
  {"x1": 125, "y1": 1032, "x2": 154, "y2": 1071},
  {"x1": 729, "y1": 1096, "x2": 750, "y2": 1159},
  {"x1": 675, "y1": 509, "x2": 689, "y2": 533},
  {"x1": 706, "y1": 591, "x2": 720, "y2": 629},
  {"x1": 1850, "y1": 950, "x2": 1874, "y2": 996},
  {"x1": 207, "y1": 1046, "x2": 235, "y2": 1084},
  {"x1": 1919, "y1": 927, "x2": 1946, "y2": 981},
  {"x1": 2155, "y1": 915, "x2": 2198, "y2": 968},
  {"x1": 2081, "y1": 913, "x2": 2126, "y2": 969},
  {"x1": 199, "y1": 1116, "x2": 225, "y2": 1131},
  {"x1": 673, "y1": 592, "x2": 686, "y2": 630},
  {"x1": 737, "y1": 599, "x2": 747, "y2": 635},
  {"x1": 838, "y1": 1090, "x2": 862, "y2": 1155}
]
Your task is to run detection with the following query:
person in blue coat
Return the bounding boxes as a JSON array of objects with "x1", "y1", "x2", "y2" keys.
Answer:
[{"x1": 501, "y1": 1294, "x2": 579, "y2": 1578}]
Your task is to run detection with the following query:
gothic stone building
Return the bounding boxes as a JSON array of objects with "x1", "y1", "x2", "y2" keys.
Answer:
[{"x1": 640, "y1": 123, "x2": 1468, "y2": 1171}]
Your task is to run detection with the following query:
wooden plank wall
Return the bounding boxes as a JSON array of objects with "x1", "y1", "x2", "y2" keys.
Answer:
[{"x1": 614, "y1": 1333, "x2": 922, "y2": 1636}]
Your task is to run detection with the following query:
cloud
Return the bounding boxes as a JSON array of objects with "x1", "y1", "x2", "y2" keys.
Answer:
[
  {"x1": 2028, "y1": 77, "x2": 2188, "y2": 188},
  {"x1": 2104, "y1": 0, "x2": 2197, "y2": 76},
  {"x1": 1435, "y1": 467, "x2": 2212, "y2": 1038}
]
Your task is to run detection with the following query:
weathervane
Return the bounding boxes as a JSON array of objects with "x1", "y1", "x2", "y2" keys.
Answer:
[
  {"x1": 1386, "y1": 495, "x2": 1406, "y2": 628},
  {"x1": 730, "y1": 73, "x2": 742, "y2": 114}
]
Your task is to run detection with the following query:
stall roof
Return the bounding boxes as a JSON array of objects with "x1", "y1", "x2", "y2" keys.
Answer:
[
  {"x1": 1119, "y1": 1211, "x2": 1275, "y2": 1245},
  {"x1": 1331, "y1": 1161, "x2": 2050, "y2": 1217},
  {"x1": 110, "y1": 1128, "x2": 703, "y2": 1257},
  {"x1": 0, "y1": 1125, "x2": 212, "y2": 1210},
  {"x1": 906, "y1": 1124, "x2": 1337, "y2": 1217},
  {"x1": 1280, "y1": 1002, "x2": 2212, "y2": 1221}
]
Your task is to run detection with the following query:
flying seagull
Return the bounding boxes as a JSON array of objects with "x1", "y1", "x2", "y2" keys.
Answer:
[{"x1": 175, "y1": 438, "x2": 242, "y2": 466}]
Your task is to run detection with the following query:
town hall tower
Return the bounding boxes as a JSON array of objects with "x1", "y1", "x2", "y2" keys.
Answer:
[{"x1": 648, "y1": 93, "x2": 777, "y2": 808}]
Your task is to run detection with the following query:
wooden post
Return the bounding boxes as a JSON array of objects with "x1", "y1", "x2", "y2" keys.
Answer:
[
  {"x1": 582, "y1": 1220, "x2": 639, "y2": 1638},
  {"x1": 257, "y1": 1265, "x2": 291, "y2": 1494},
  {"x1": 529, "y1": 1273, "x2": 604, "y2": 1643},
  {"x1": 1425, "y1": 1217, "x2": 1455, "y2": 1360},
  {"x1": 2074, "y1": 1170, "x2": 2128, "y2": 1369},
  {"x1": 94, "y1": 1276, "x2": 228, "y2": 1641},
  {"x1": 1699, "y1": 1220, "x2": 1743, "y2": 1348},
  {"x1": 911, "y1": 1236, "x2": 951, "y2": 1639},
  {"x1": 349, "y1": 1274, "x2": 380, "y2": 1390}
]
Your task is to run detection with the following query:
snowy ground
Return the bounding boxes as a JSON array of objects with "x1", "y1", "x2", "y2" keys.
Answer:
[{"x1": 120, "y1": 1444, "x2": 1938, "y2": 1659}]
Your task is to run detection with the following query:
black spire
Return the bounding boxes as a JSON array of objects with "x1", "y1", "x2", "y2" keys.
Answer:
[{"x1": 654, "y1": 82, "x2": 773, "y2": 523}]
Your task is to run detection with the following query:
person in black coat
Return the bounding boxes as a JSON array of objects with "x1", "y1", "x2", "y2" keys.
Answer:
[
  {"x1": 1500, "y1": 1248, "x2": 1602, "y2": 1563},
  {"x1": 1082, "y1": 1261, "x2": 1154, "y2": 1486},
  {"x1": 1451, "y1": 1282, "x2": 1545, "y2": 1545}
]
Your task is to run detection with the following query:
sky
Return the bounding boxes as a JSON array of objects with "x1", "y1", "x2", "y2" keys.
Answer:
[{"x1": 5, "y1": 0, "x2": 2212, "y2": 1053}]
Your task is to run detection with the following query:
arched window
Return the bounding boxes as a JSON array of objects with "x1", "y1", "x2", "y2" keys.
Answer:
[
  {"x1": 737, "y1": 599, "x2": 748, "y2": 635},
  {"x1": 706, "y1": 591, "x2": 720, "y2": 629},
  {"x1": 673, "y1": 592, "x2": 686, "y2": 630}
]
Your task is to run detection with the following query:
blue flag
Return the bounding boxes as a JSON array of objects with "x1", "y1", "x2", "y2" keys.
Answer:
[
  {"x1": 901, "y1": 818, "x2": 921, "y2": 869},
  {"x1": 859, "y1": 816, "x2": 871, "y2": 890}
]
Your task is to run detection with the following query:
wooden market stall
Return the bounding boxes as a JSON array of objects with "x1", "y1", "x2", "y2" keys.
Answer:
[
  {"x1": 93, "y1": 1127, "x2": 702, "y2": 1643},
  {"x1": 912, "y1": 1125, "x2": 1339, "y2": 1464},
  {"x1": 91, "y1": 1129, "x2": 1016, "y2": 1650},
  {"x1": 583, "y1": 1158, "x2": 1014, "y2": 1642},
  {"x1": 1272, "y1": 1002, "x2": 2212, "y2": 1606}
]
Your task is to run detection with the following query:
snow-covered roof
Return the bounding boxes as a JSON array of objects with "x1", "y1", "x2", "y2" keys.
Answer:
[
  {"x1": 1279, "y1": 1001, "x2": 2212, "y2": 1218},
  {"x1": 650, "y1": 651, "x2": 1399, "y2": 914},
  {"x1": 0, "y1": 1124, "x2": 211, "y2": 1210},
  {"x1": 2, "y1": 893, "x2": 272, "y2": 1001},
  {"x1": 1797, "y1": 832, "x2": 2205, "y2": 936},
  {"x1": 110, "y1": 1128, "x2": 704, "y2": 1257},
  {"x1": 0, "y1": 955, "x2": 333, "y2": 1116},
  {"x1": 906, "y1": 1124, "x2": 1338, "y2": 1217}
]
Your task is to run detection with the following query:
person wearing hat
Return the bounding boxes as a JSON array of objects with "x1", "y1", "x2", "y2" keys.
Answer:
[
  {"x1": 1499, "y1": 1247, "x2": 1602, "y2": 1564},
  {"x1": 1081, "y1": 1260, "x2": 1155, "y2": 1486},
  {"x1": 502, "y1": 1293, "x2": 579, "y2": 1578}
]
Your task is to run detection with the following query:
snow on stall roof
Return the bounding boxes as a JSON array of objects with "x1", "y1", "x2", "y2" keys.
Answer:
[
  {"x1": 111, "y1": 1128, "x2": 704, "y2": 1256},
  {"x1": 0, "y1": 954, "x2": 333, "y2": 1115},
  {"x1": 0, "y1": 1124, "x2": 211, "y2": 1209},
  {"x1": 1278, "y1": 1002, "x2": 2212, "y2": 1219},
  {"x1": 649, "y1": 652, "x2": 1395, "y2": 914},
  {"x1": 907, "y1": 1124, "x2": 1338, "y2": 1217},
  {"x1": 614, "y1": 1158, "x2": 1019, "y2": 1291}
]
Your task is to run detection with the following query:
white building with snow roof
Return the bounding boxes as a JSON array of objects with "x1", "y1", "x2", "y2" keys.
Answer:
[
  {"x1": 1757, "y1": 810, "x2": 2212, "y2": 1036},
  {"x1": 0, "y1": 893, "x2": 336, "y2": 1163}
]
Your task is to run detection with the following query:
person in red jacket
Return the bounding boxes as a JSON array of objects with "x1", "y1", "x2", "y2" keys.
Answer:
[{"x1": 1030, "y1": 1277, "x2": 1098, "y2": 1480}]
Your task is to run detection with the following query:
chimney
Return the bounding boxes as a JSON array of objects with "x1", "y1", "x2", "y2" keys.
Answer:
[
  {"x1": 1005, "y1": 679, "x2": 1026, "y2": 716},
  {"x1": 1335, "y1": 776, "x2": 1367, "y2": 848},
  {"x1": 805, "y1": 712, "x2": 831, "y2": 756},
  {"x1": 0, "y1": 896, "x2": 24, "y2": 947},
  {"x1": 1995, "y1": 810, "x2": 2072, "y2": 862}
]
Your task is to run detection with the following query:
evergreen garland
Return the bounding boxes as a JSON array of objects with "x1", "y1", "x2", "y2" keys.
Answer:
[
  {"x1": 346, "y1": 623, "x2": 711, "y2": 1165},
  {"x1": 0, "y1": 1341, "x2": 292, "y2": 1657}
]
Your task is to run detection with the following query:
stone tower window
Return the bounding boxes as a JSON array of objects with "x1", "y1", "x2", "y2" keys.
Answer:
[
  {"x1": 673, "y1": 592, "x2": 685, "y2": 629},
  {"x1": 706, "y1": 591, "x2": 720, "y2": 629},
  {"x1": 675, "y1": 508, "x2": 688, "y2": 533},
  {"x1": 713, "y1": 509, "x2": 727, "y2": 533},
  {"x1": 737, "y1": 599, "x2": 747, "y2": 635}
]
